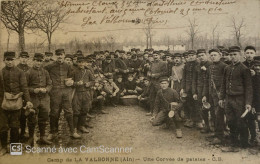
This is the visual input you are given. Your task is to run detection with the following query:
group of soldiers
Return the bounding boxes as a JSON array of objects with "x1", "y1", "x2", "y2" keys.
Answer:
[{"x1": 0, "y1": 45, "x2": 259, "y2": 155}]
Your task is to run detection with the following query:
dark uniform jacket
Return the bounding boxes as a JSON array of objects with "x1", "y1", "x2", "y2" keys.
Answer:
[
  {"x1": 243, "y1": 60, "x2": 254, "y2": 69},
  {"x1": 102, "y1": 61, "x2": 116, "y2": 75},
  {"x1": 26, "y1": 66, "x2": 52, "y2": 95},
  {"x1": 114, "y1": 58, "x2": 128, "y2": 74},
  {"x1": 115, "y1": 81, "x2": 125, "y2": 93},
  {"x1": 0, "y1": 66, "x2": 30, "y2": 102},
  {"x1": 17, "y1": 63, "x2": 31, "y2": 72},
  {"x1": 202, "y1": 61, "x2": 227, "y2": 99},
  {"x1": 149, "y1": 60, "x2": 168, "y2": 80},
  {"x1": 44, "y1": 61, "x2": 73, "y2": 88},
  {"x1": 219, "y1": 62, "x2": 253, "y2": 105},
  {"x1": 182, "y1": 61, "x2": 197, "y2": 93},
  {"x1": 72, "y1": 67, "x2": 95, "y2": 92},
  {"x1": 124, "y1": 80, "x2": 136, "y2": 91},
  {"x1": 252, "y1": 74, "x2": 260, "y2": 112},
  {"x1": 153, "y1": 88, "x2": 182, "y2": 115},
  {"x1": 192, "y1": 61, "x2": 212, "y2": 95}
]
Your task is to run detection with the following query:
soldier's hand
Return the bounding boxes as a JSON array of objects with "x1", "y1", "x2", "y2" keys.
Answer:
[
  {"x1": 41, "y1": 88, "x2": 47, "y2": 93},
  {"x1": 150, "y1": 116, "x2": 155, "y2": 122},
  {"x1": 193, "y1": 94, "x2": 198, "y2": 100},
  {"x1": 77, "y1": 80, "x2": 84, "y2": 86},
  {"x1": 26, "y1": 101, "x2": 33, "y2": 109},
  {"x1": 250, "y1": 69, "x2": 256, "y2": 76},
  {"x1": 34, "y1": 88, "x2": 40, "y2": 94},
  {"x1": 180, "y1": 89, "x2": 184, "y2": 95},
  {"x1": 202, "y1": 96, "x2": 207, "y2": 103},
  {"x1": 245, "y1": 104, "x2": 252, "y2": 112},
  {"x1": 112, "y1": 92, "x2": 116, "y2": 97},
  {"x1": 218, "y1": 100, "x2": 224, "y2": 108}
]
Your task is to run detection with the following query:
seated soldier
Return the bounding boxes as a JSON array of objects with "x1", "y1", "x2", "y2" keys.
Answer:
[
  {"x1": 135, "y1": 74, "x2": 145, "y2": 94},
  {"x1": 124, "y1": 73, "x2": 138, "y2": 95},
  {"x1": 138, "y1": 77, "x2": 151, "y2": 112},
  {"x1": 150, "y1": 77, "x2": 183, "y2": 138},
  {"x1": 103, "y1": 75, "x2": 119, "y2": 107},
  {"x1": 114, "y1": 75, "x2": 126, "y2": 104},
  {"x1": 93, "y1": 81, "x2": 108, "y2": 114}
]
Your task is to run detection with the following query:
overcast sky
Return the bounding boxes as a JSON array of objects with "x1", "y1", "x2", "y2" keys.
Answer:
[{"x1": 0, "y1": 0, "x2": 259, "y2": 46}]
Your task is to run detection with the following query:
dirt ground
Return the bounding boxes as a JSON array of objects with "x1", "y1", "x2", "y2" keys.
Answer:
[{"x1": 1, "y1": 105, "x2": 260, "y2": 164}]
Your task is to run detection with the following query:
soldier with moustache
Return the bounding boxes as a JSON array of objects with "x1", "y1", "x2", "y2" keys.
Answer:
[
  {"x1": 43, "y1": 52, "x2": 54, "y2": 67},
  {"x1": 219, "y1": 46, "x2": 252, "y2": 150},
  {"x1": 170, "y1": 53, "x2": 184, "y2": 93},
  {"x1": 192, "y1": 49, "x2": 212, "y2": 130}
]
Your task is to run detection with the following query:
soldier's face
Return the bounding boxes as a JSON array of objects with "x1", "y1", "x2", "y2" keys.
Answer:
[
  {"x1": 77, "y1": 61, "x2": 85, "y2": 68},
  {"x1": 230, "y1": 52, "x2": 241, "y2": 63},
  {"x1": 128, "y1": 76, "x2": 133, "y2": 81},
  {"x1": 198, "y1": 53, "x2": 207, "y2": 62},
  {"x1": 20, "y1": 56, "x2": 29, "y2": 64},
  {"x1": 254, "y1": 65, "x2": 260, "y2": 73},
  {"x1": 45, "y1": 56, "x2": 52, "y2": 61},
  {"x1": 153, "y1": 54, "x2": 159, "y2": 60},
  {"x1": 210, "y1": 52, "x2": 221, "y2": 62},
  {"x1": 108, "y1": 78, "x2": 113, "y2": 83},
  {"x1": 138, "y1": 56, "x2": 143, "y2": 61},
  {"x1": 56, "y1": 53, "x2": 65, "y2": 63},
  {"x1": 144, "y1": 54, "x2": 148, "y2": 60},
  {"x1": 117, "y1": 78, "x2": 122, "y2": 83},
  {"x1": 148, "y1": 56, "x2": 154, "y2": 62},
  {"x1": 166, "y1": 56, "x2": 172, "y2": 62},
  {"x1": 106, "y1": 59, "x2": 111, "y2": 63},
  {"x1": 174, "y1": 57, "x2": 182, "y2": 64},
  {"x1": 160, "y1": 81, "x2": 169, "y2": 90},
  {"x1": 73, "y1": 57, "x2": 77, "y2": 64},
  {"x1": 144, "y1": 80, "x2": 150, "y2": 86},
  {"x1": 65, "y1": 58, "x2": 72, "y2": 65},
  {"x1": 33, "y1": 59, "x2": 43, "y2": 68},
  {"x1": 188, "y1": 54, "x2": 196, "y2": 61},
  {"x1": 245, "y1": 49, "x2": 256, "y2": 62},
  {"x1": 4, "y1": 58, "x2": 15, "y2": 68},
  {"x1": 223, "y1": 54, "x2": 231, "y2": 61}
]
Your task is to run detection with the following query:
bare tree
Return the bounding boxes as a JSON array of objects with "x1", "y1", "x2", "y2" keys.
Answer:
[
  {"x1": 93, "y1": 38, "x2": 102, "y2": 51},
  {"x1": 186, "y1": 18, "x2": 199, "y2": 50},
  {"x1": 1, "y1": 1, "x2": 37, "y2": 51},
  {"x1": 32, "y1": 0, "x2": 68, "y2": 51},
  {"x1": 211, "y1": 23, "x2": 218, "y2": 47},
  {"x1": 143, "y1": 21, "x2": 154, "y2": 49},
  {"x1": 230, "y1": 16, "x2": 245, "y2": 47},
  {"x1": 104, "y1": 35, "x2": 115, "y2": 51}
]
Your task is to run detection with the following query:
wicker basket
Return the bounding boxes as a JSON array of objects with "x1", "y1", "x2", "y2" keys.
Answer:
[{"x1": 120, "y1": 95, "x2": 138, "y2": 106}]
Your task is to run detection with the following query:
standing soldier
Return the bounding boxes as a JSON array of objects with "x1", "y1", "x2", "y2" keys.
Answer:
[
  {"x1": 170, "y1": 53, "x2": 184, "y2": 93},
  {"x1": 45, "y1": 49, "x2": 77, "y2": 140},
  {"x1": 26, "y1": 53, "x2": 52, "y2": 145},
  {"x1": 192, "y1": 49, "x2": 212, "y2": 130},
  {"x1": 181, "y1": 50, "x2": 198, "y2": 128},
  {"x1": 17, "y1": 51, "x2": 31, "y2": 141},
  {"x1": 0, "y1": 52, "x2": 33, "y2": 155},
  {"x1": 72, "y1": 56, "x2": 95, "y2": 135},
  {"x1": 43, "y1": 52, "x2": 54, "y2": 67},
  {"x1": 221, "y1": 49, "x2": 232, "y2": 65},
  {"x1": 219, "y1": 46, "x2": 252, "y2": 149},
  {"x1": 243, "y1": 46, "x2": 257, "y2": 146},
  {"x1": 147, "y1": 51, "x2": 168, "y2": 116},
  {"x1": 202, "y1": 49, "x2": 227, "y2": 143}
]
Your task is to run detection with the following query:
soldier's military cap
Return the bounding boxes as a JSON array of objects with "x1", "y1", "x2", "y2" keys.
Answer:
[
  {"x1": 126, "y1": 52, "x2": 131, "y2": 55},
  {"x1": 131, "y1": 54, "x2": 137, "y2": 59},
  {"x1": 244, "y1": 46, "x2": 256, "y2": 52},
  {"x1": 76, "y1": 50, "x2": 83, "y2": 55},
  {"x1": 137, "y1": 53, "x2": 143, "y2": 57},
  {"x1": 85, "y1": 56, "x2": 92, "y2": 62},
  {"x1": 196, "y1": 49, "x2": 206, "y2": 54},
  {"x1": 209, "y1": 48, "x2": 220, "y2": 54},
  {"x1": 173, "y1": 53, "x2": 182, "y2": 58},
  {"x1": 109, "y1": 52, "x2": 115, "y2": 56},
  {"x1": 143, "y1": 77, "x2": 150, "y2": 81},
  {"x1": 253, "y1": 56, "x2": 260, "y2": 65},
  {"x1": 182, "y1": 51, "x2": 189, "y2": 57},
  {"x1": 164, "y1": 50, "x2": 169, "y2": 54},
  {"x1": 4, "y1": 51, "x2": 16, "y2": 59},
  {"x1": 229, "y1": 46, "x2": 241, "y2": 53},
  {"x1": 55, "y1": 49, "x2": 65, "y2": 55},
  {"x1": 188, "y1": 50, "x2": 196, "y2": 55},
  {"x1": 99, "y1": 51, "x2": 104, "y2": 54},
  {"x1": 106, "y1": 55, "x2": 111, "y2": 60},
  {"x1": 148, "y1": 54, "x2": 153, "y2": 57},
  {"x1": 153, "y1": 51, "x2": 160, "y2": 54},
  {"x1": 159, "y1": 76, "x2": 169, "y2": 83},
  {"x1": 164, "y1": 53, "x2": 170, "y2": 57},
  {"x1": 221, "y1": 49, "x2": 229, "y2": 55},
  {"x1": 45, "y1": 52, "x2": 53, "y2": 56},
  {"x1": 107, "y1": 74, "x2": 113, "y2": 79},
  {"x1": 117, "y1": 74, "x2": 123, "y2": 79},
  {"x1": 77, "y1": 56, "x2": 85, "y2": 62},
  {"x1": 65, "y1": 54, "x2": 73, "y2": 60},
  {"x1": 93, "y1": 51, "x2": 99, "y2": 55},
  {"x1": 131, "y1": 48, "x2": 136, "y2": 52},
  {"x1": 120, "y1": 50, "x2": 125, "y2": 53},
  {"x1": 159, "y1": 50, "x2": 164, "y2": 53},
  {"x1": 115, "y1": 50, "x2": 120, "y2": 53},
  {"x1": 136, "y1": 48, "x2": 140, "y2": 52},
  {"x1": 144, "y1": 49, "x2": 149, "y2": 52},
  {"x1": 149, "y1": 48, "x2": 154, "y2": 51},
  {"x1": 217, "y1": 46, "x2": 225, "y2": 51},
  {"x1": 33, "y1": 53, "x2": 44, "y2": 61},
  {"x1": 104, "y1": 50, "x2": 109, "y2": 53},
  {"x1": 114, "y1": 54, "x2": 118, "y2": 58},
  {"x1": 20, "y1": 51, "x2": 29, "y2": 58}
]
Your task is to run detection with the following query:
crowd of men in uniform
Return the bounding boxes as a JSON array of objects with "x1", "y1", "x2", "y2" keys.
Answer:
[{"x1": 0, "y1": 45, "x2": 260, "y2": 155}]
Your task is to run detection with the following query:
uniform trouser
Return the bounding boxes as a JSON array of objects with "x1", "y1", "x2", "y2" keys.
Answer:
[
  {"x1": 194, "y1": 87, "x2": 203, "y2": 123},
  {"x1": 245, "y1": 112, "x2": 256, "y2": 141},
  {"x1": 183, "y1": 90, "x2": 195, "y2": 120},
  {"x1": 173, "y1": 81, "x2": 182, "y2": 93},
  {"x1": 93, "y1": 98, "x2": 104, "y2": 111},
  {"x1": 149, "y1": 80, "x2": 160, "y2": 113},
  {"x1": 49, "y1": 87, "x2": 73, "y2": 134},
  {"x1": 139, "y1": 99, "x2": 150, "y2": 112},
  {"x1": 207, "y1": 91, "x2": 219, "y2": 130},
  {"x1": 152, "y1": 110, "x2": 181, "y2": 129},
  {"x1": 28, "y1": 94, "x2": 50, "y2": 138},
  {"x1": 20, "y1": 107, "x2": 27, "y2": 137},
  {"x1": 225, "y1": 95, "x2": 249, "y2": 145},
  {"x1": 0, "y1": 109, "x2": 20, "y2": 146},
  {"x1": 72, "y1": 90, "x2": 91, "y2": 129}
]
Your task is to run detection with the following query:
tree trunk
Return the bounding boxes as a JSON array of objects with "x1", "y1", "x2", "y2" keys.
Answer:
[
  {"x1": 47, "y1": 33, "x2": 52, "y2": 52},
  {"x1": 149, "y1": 35, "x2": 152, "y2": 48},
  {"x1": 18, "y1": 29, "x2": 25, "y2": 51},
  {"x1": 146, "y1": 36, "x2": 149, "y2": 49},
  {"x1": 7, "y1": 31, "x2": 10, "y2": 51}
]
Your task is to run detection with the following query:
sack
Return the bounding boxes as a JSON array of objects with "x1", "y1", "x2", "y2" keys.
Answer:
[{"x1": 1, "y1": 92, "x2": 23, "y2": 110}]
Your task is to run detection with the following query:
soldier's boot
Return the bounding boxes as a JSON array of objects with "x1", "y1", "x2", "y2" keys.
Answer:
[
  {"x1": 200, "y1": 125, "x2": 211, "y2": 134},
  {"x1": 176, "y1": 129, "x2": 182, "y2": 138},
  {"x1": 79, "y1": 126, "x2": 89, "y2": 133},
  {"x1": 0, "y1": 131, "x2": 8, "y2": 156},
  {"x1": 47, "y1": 117, "x2": 58, "y2": 140},
  {"x1": 71, "y1": 129, "x2": 81, "y2": 139},
  {"x1": 38, "y1": 124, "x2": 52, "y2": 145},
  {"x1": 27, "y1": 126, "x2": 35, "y2": 147},
  {"x1": 78, "y1": 115, "x2": 89, "y2": 133}
]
